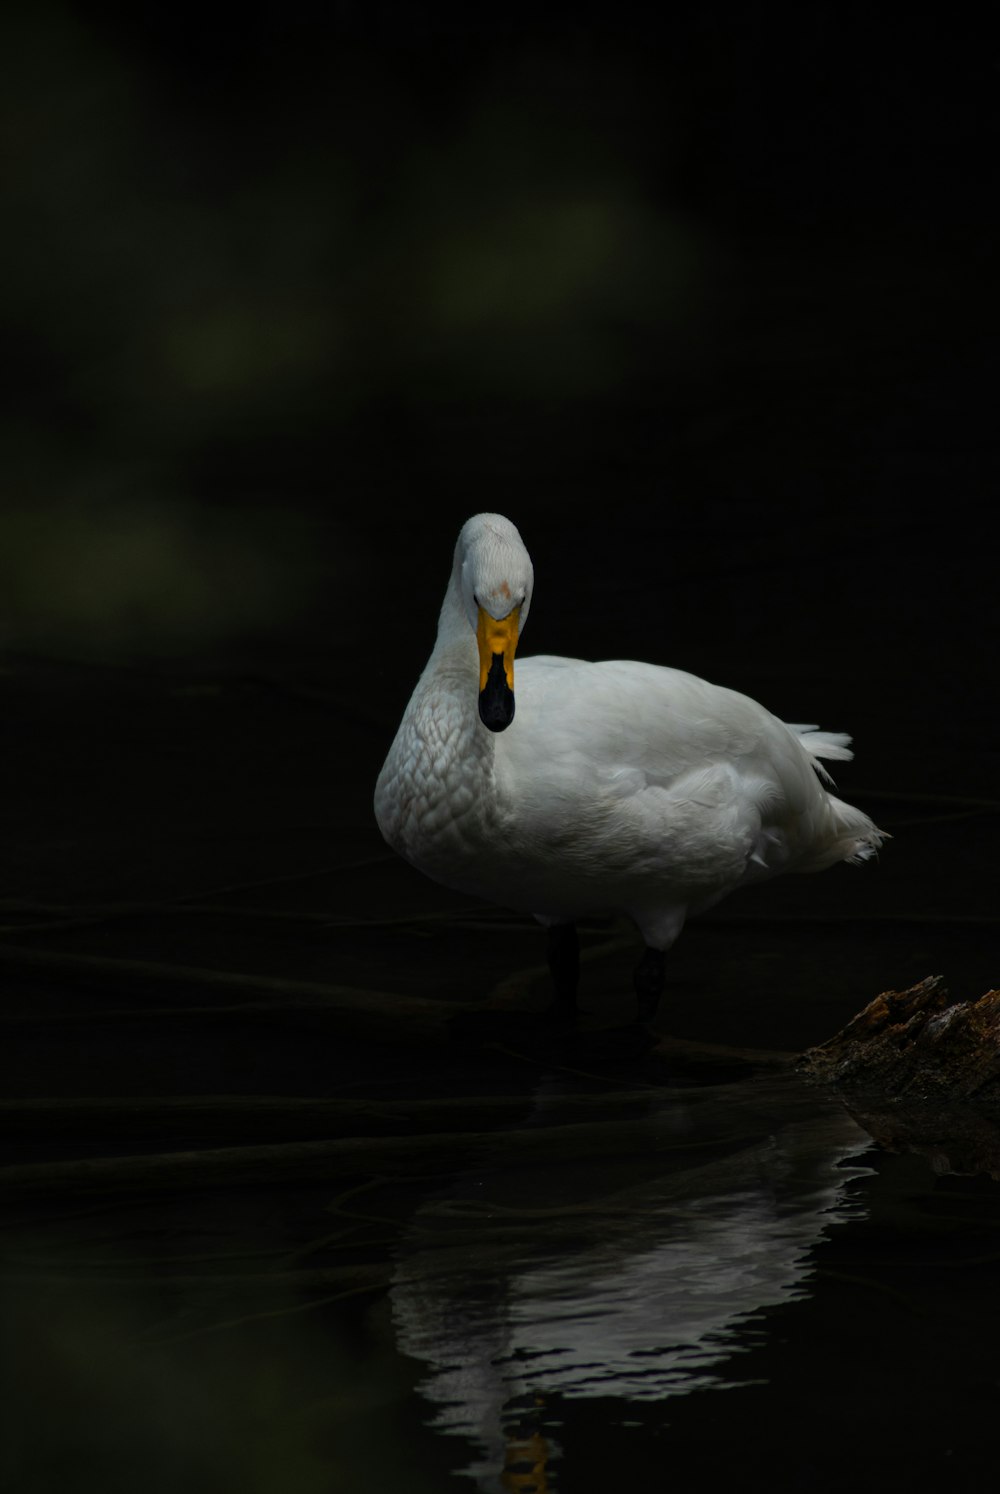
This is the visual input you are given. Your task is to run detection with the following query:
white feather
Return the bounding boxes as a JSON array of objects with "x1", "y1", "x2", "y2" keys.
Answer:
[{"x1": 374, "y1": 515, "x2": 885, "y2": 958}]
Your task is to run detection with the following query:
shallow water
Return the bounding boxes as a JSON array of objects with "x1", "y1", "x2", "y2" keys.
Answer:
[
  {"x1": 2, "y1": 570, "x2": 998, "y2": 1492},
  {"x1": 6, "y1": 1048, "x2": 1000, "y2": 1493},
  {"x1": 390, "y1": 1077, "x2": 872, "y2": 1486}
]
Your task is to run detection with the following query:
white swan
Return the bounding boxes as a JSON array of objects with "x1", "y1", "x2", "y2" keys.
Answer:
[{"x1": 374, "y1": 513, "x2": 884, "y2": 1018}]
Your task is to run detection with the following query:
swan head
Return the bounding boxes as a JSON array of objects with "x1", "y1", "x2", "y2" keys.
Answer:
[{"x1": 454, "y1": 513, "x2": 533, "y2": 733}]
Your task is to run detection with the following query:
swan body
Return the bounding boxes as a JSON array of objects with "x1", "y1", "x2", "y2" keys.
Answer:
[{"x1": 374, "y1": 514, "x2": 884, "y2": 1014}]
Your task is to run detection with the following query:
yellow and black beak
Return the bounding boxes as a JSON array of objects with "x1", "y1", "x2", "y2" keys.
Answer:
[{"x1": 477, "y1": 605, "x2": 519, "y2": 732}]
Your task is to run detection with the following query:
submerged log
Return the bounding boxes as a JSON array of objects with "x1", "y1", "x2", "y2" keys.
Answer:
[
  {"x1": 800, "y1": 976, "x2": 1000, "y2": 1177},
  {"x1": 800, "y1": 976, "x2": 1000, "y2": 1101}
]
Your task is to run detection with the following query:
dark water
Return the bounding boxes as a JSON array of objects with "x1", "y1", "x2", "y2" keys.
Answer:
[{"x1": 2, "y1": 654, "x2": 998, "y2": 1492}]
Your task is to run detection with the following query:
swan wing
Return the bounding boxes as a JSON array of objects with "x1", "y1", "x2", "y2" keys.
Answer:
[{"x1": 496, "y1": 658, "x2": 875, "y2": 906}]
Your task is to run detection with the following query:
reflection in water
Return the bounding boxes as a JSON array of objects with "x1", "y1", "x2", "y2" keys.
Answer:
[
  {"x1": 838, "y1": 1097, "x2": 1000, "y2": 1180},
  {"x1": 391, "y1": 1080, "x2": 871, "y2": 1490}
]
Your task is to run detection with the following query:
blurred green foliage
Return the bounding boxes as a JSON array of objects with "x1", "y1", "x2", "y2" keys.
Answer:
[
  {"x1": 0, "y1": 5, "x2": 988, "y2": 660},
  {"x1": 0, "y1": 5, "x2": 713, "y2": 655},
  {"x1": 0, "y1": 497, "x2": 312, "y2": 653}
]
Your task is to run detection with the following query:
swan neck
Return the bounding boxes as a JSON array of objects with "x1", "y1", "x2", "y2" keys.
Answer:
[{"x1": 434, "y1": 566, "x2": 472, "y2": 653}]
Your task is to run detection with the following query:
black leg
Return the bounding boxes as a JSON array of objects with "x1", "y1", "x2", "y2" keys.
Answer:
[
  {"x1": 633, "y1": 946, "x2": 665, "y2": 1024},
  {"x1": 545, "y1": 922, "x2": 579, "y2": 1017}
]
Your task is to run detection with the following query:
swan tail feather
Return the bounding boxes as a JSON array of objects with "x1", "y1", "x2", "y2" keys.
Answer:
[
  {"x1": 786, "y1": 724, "x2": 855, "y2": 787},
  {"x1": 828, "y1": 796, "x2": 888, "y2": 864}
]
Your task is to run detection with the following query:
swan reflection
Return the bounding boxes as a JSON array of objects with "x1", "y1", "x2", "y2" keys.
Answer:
[{"x1": 391, "y1": 1077, "x2": 870, "y2": 1489}]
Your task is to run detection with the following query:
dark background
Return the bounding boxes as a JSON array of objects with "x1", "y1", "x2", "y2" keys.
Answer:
[
  {"x1": 3, "y1": 5, "x2": 997, "y2": 691},
  {"x1": 3, "y1": 2, "x2": 997, "y2": 986},
  {"x1": 2, "y1": 8, "x2": 1000, "y2": 1492}
]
